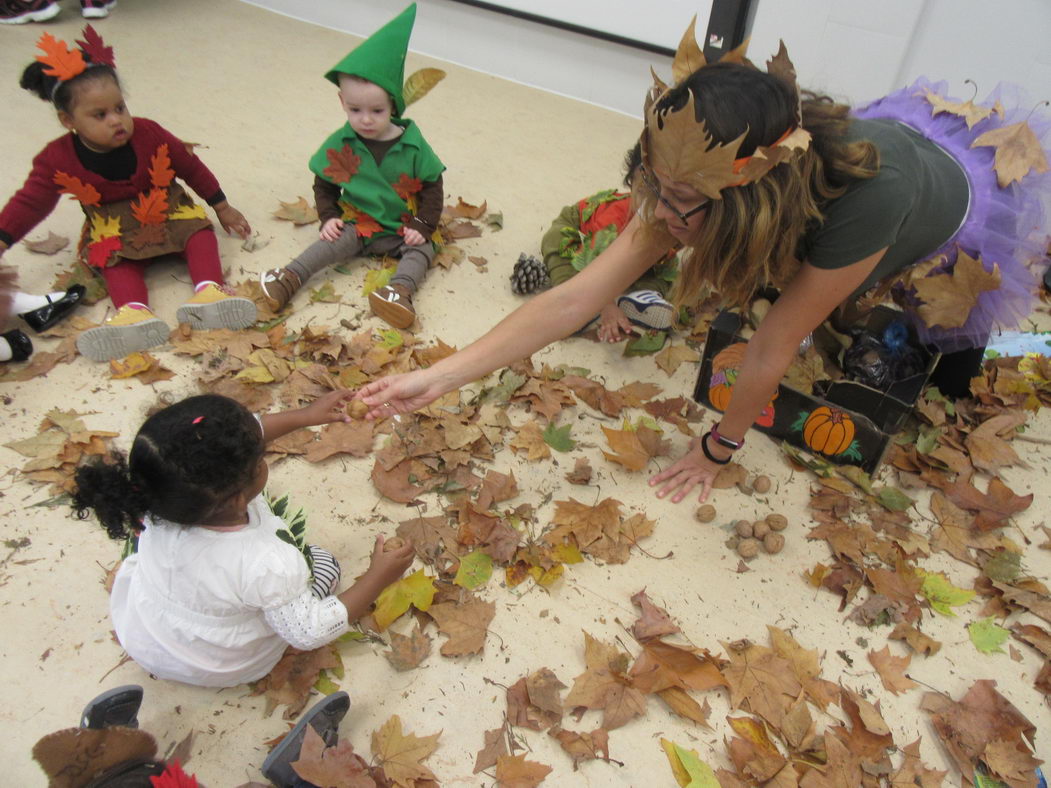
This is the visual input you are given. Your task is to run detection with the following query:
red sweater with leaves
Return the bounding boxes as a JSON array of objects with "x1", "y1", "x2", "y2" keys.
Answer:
[{"x1": 0, "y1": 117, "x2": 222, "y2": 247}]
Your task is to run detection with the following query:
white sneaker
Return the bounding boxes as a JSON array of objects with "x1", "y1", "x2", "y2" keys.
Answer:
[{"x1": 617, "y1": 290, "x2": 675, "y2": 331}]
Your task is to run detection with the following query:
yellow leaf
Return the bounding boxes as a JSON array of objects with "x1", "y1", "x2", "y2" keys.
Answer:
[
  {"x1": 372, "y1": 569, "x2": 436, "y2": 631},
  {"x1": 362, "y1": 265, "x2": 396, "y2": 296},
  {"x1": 89, "y1": 213, "x2": 121, "y2": 243},
  {"x1": 109, "y1": 352, "x2": 153, "y2": 379},
  {"x1": 402, "y1": 67, "x2": 446, "y2": 107},
  {"x1": 169, "y1": 203, "x2": 207, "y2": 220}
]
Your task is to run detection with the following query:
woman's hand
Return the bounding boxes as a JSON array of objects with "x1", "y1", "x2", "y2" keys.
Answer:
[
  {"x1": 215, "y1": 203, "x2": 251, "y2": 238},
  {"x1": 356, "y1": 370, "x2": 446, "y2": 419},
  {"x1": 301, "y1": 388, "x2": 356, "y2": 426},
  {"x1": 367, "y1": 535, "x2": 416, "y2": 586},
  {"x1": 320, "y1": 218, "x2": 345, "y2": 242},
  {"x1": 596, "y1": 302, "x2": 636, "y2": 343},
  {"x1": 401, "y1": 226, "x2": 426, "y2": 246},
  {"x1": 648, "y1": 437, "x2": 730, "y2": 503}
]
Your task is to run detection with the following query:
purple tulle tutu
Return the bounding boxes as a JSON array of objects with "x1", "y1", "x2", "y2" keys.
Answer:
[{"x1": 854, "y1": 77, "x2": 1051, "y2": 352}]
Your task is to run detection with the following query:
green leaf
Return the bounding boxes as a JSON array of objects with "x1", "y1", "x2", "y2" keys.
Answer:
[
  {"x1": 485, "y1": 211, "x2": 503, "y2": 230},
  {"x1": 836, "y1": 464, "x2": 873, "y2": 494},
  {"x1": 968, "y1": 617, "x2": 1010, "y2": 654},
  {"x1": 918, "y1": 569, "x2": 975, "y2": 616},
  {"x1": 30, "y1": 492, "x2": 72, "y2": 508},
  {"x1": 542, "y1": 422, "x2": 576, "y2": 452},
  {"x1": 876, "y1": 486, "x2": 915, "y2": 512},
  {"x1": 623, "y1": 331, "x2": 667, "y2": 356},
  {"x1": 362, "y1": 265, "x2": 396, "y2": 296},
  {"x1": 925, "y1": 387, "x2": 956, "y2": 417},
  {"x1": 916, "y1": 425, "x2": 942, "y2": 455},
  {"x1": 982, "y1": 550, "x2": 1022, "y2": 583},
  {"x1": 484, "y1": 369, "x2": 528, "y2": 403},
  {"x1": 308, "y1": 280, "x2": 341, "y2": 303},
  {"x1": 570, "y1": 225, "x2": 617, "y2": 271},
  {"x1": 379, "y1": 329, "x2": 404, "y2": 349},
  {"x1": 314, "y1": 669, "x2": 342, "y2": 694},
  {"x1": 453, "y1": 549, "x2": 493, "y2": 590},
  {"x1": 337, "y1": 631, "x2": 368, "y2": 643},
  {"x1": 781, "y1": 441, "x2": 836, "y2": 477},
  {"x1": 661, "y1": 739, "x2": 720, "y2": 788},
  {"x1": 372, "y1": 569, "x2": 436, "y2": 631}
]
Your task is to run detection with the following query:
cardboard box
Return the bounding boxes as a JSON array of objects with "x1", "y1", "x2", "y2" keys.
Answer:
[{"x1": 693, "y1": 307, "x2": 940, "y2": 475}]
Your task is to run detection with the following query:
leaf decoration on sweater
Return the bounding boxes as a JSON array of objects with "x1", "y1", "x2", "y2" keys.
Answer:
[
  {"x1": 971, "y1": 120, "x2": 1050, "y2": 187},
  {"x1": 131, "y1": 188, "x2": 169, "y2": 226},
  {"x1": 76, "y1": 25, "x2": 115, "y2": 68},
  {"x1": 339, "y1": 202, "x2": 382, "y2": 238},
  {"x1": 393, "y1": 173, "x2": 423, "y2": 200},
  {"x1": 87, "y1": 235, "x2": 122, "y2": 268},
  {"x1": 89, "y1": 213, "x2": 121, "y2": 243},
  {"x1": 35, "y1": 33, "x2": 87, "y2": 81},
  {"x1": 170, "y1": 203, "x2": 207, "y2": 221},
  {"x1": 148, "y1": 144, "x2": 175, "y2": 189},
  {"x1": 53, "y1": 171, "x2": 101, "y2": 207},
  {"x1": 322, "y1": 144, "x2": 361, "y2": 184},
  {"x1": 403, "y1": 67, "x2": 446, "y2": 107}
]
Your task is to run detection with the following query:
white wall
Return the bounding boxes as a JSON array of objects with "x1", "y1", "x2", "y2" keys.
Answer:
[{"x1": 244, "y1": 0, "x2": 1051, "y2": 115}]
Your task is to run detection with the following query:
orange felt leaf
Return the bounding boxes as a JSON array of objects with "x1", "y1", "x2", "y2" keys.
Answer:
[
  {"x1": 35, "y1": 33, "x2": 87, "y2": 81},
  {"x1": 341, "y1": 204, "x2": 383, "y2": 238},
  {"x1": 53, "y1": 171, "x2": 101, "y2": 207},
  {"x1": 322, "y1": 144, "x2": 361, "y2": 184},
  {"x1": 87, "y1": 235, "x2": 122, "y2": 268},
  {"x1": 148, "y1": 144, "x2": 175, "y2": 189},
  {"x1": 394, "y1": 173, "x2": 423, "y2": 200},
  {"x1": 131, "y1": 188, "x2": 169, "y2": 226}
]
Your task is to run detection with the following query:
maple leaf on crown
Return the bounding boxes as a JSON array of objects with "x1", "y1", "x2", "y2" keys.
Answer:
[
  {"x1": 148, "y1": 144, "x2": 175, "y2": 189},
  {"x1": 53, "y1": 171, "x2": 101, "y2": 206},
  {"x1": 322, "y1": 144, "x2": 361, "y2": 184},
  {"x1": 393, "y1": 173, "x2": 423, "y2": 200},
  {"x1": 35, "y1": 32, "x2": 87, "y2": 82},
  {"x1": 75, "y1": 25, "x2": 115, "y2": 68}
]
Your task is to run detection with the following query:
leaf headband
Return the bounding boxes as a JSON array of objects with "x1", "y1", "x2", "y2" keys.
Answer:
[
  {"x1": 35, "y1": 25, "x2": 115, "y2": 90},
  {"x1": 640, "y1": 18, "x2": 811, "y2": 200}
]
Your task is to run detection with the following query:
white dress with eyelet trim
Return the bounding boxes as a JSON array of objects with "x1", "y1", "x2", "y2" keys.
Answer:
[{"x1": 110, "y1": 494, "x2": 348, "y2": 688}]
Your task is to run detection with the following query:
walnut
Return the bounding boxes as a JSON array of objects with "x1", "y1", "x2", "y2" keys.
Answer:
[
  {"x1": 695, "y1": 504, "x2": 717, "y2": 523},
  {"x1": 753, "y1": 475, "x2": 772, "y2": 494},
  {"x1": 347, "y1": 399, "x2": 370, "y2": 419},
  {"x1": 763, "y1": 533, "x2": 785, "y2": 554},
  {"x1": 383, "y1": 536, "x2": 406, "y2": 552},
  {"x1": 737, "y1": 538, "x2": 761, "y2": 559},
  {"x1": 752, "y1": 521, "x2": 771, "y2": 540},
  {"x1": 735, "y1": 520, "x2": 754, "y2": 538},
  {"x1": 766, "y1": 513, "x2": 788, "y2": 531}
]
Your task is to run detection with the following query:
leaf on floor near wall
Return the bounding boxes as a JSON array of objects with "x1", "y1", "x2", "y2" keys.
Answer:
[
  {"x1": 23, "y1": 232, "x2": 69, "y2": 254},
  {"x1": 272, "y1": 196, "x2": 319, "y2": 225}
]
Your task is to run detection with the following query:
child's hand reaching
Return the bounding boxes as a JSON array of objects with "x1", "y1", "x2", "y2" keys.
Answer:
[
  {"x1": 215, "y1": 203, "x2": 252, "y2": 239},
  {"x1": 597, "y1": 303, "x2": 637, "y2": 343},
  {"x1": 320, "y1": 218, "x2": 345, "y2": 242},
  {"x1": 401, "y1": 226, "x2": 426, "y2": 246},
  {"x1": 301, "y1": 389, "x2": 356, "y2": 426},
  {"x1": 367, "y1": 535, "x2": 415, "y2": 586}
]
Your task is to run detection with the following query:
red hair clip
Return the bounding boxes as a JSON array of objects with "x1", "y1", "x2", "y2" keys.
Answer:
[{"x1": 192, "y1": 416, "x2": 205, "y2": 425}]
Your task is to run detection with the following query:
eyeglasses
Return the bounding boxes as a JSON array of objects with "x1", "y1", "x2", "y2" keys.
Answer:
[{"x1": 639, "y1": 167, "x2": 709, "y2": 223}]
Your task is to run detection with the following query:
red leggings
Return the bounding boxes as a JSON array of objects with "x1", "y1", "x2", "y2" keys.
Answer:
[{"x1": 100, "y1": 228, "x2": 223, "y2": 308}]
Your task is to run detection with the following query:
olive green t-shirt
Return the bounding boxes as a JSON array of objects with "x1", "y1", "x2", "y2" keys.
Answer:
[{"x1": 799, "y1": 118, "x2": 969, "y2": 295}]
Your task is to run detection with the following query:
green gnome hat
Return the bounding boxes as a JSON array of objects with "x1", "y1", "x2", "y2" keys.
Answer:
[{"x1": 325, "y1": 3, "x2": 416, "y2": 116}]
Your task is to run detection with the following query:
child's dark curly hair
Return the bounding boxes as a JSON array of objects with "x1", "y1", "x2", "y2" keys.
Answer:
[
  {"x1": 72, "y1": 395, "x2": 264, "y2": 539},
  {"x1": 20, "y1": 60, "x2": 121, "y2": 114}
]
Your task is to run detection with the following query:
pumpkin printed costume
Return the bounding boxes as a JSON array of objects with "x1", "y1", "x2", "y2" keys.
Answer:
[{"x1": 260, "y1": 3, "x2": 446, "y2": 329}]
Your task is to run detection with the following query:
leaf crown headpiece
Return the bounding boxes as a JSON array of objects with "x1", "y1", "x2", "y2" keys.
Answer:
[
  {"x1": 640, "y1": 19, "x2": 811, "y2": 200},
  {"x1": 34, "y1": 25, "x2": 116, "y2": 94}
]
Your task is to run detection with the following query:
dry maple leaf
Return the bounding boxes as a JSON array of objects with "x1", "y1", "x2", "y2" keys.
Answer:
[
  {"x1": 923, "y1": 88, "x2": 998, "y2": 129},
  {"x1": 657, "y1": 686, "x2": 712, "y2": 727},
  {"x1": 23, "y1": 232, "x2": 69, "y2": 255},
  {"x1": 507, "y1": 676, "x2": 561, "y2": 731},
  {"x1": 426, "y1": 598, "x2": 495, "y2": 656},
  {"x1": 629, "y1": 641, "x2": 727, "y2": 695},
  {"x1": 446, "y1": 197, "x2": 487, "y2": 220},
  {"x1": 972, "y1": 120, "x2": 1050, "y2": 187},
  {"x1": 867, "y1": 645, "x2": 918, "y2": 695},
  {"x1": 720, "y1": 641, "x2": 800, "y2": 728},
  {"x1": 654, "y1": 342, "x2": 699, "y2": 376},
  {"x1": 889, "y1": 622, "x2": 942, "y2": 657},
  {"x1": 371, "y1": 715, "x2": 440, "y2": 787},
  {"x1": 601, "y1": 426, "x2": 651, "y2": 471},
  {"x1": 304, "y1": 421, "x2": 375, "y2": 463},
  {"x1": 251, "y1": 644, "x2": 342, "y2": 719},
  {"x1": 370, "y1": 460, "x2": 423, "y2": 504},
  {"x1": 509, "y1": 420, "x2": 550, "y2": 461},
  {"x1": 473, "y1": 726, "x2": 509, "y2": 774},
  {"x1": 889, "y1": 737, "x2": 947, "y2": 787},
  {"x1": 384, "y1": 623, "x2": 432, "y2": 671},
  {"x1": 565, "y1": 457, "x2": 592, "y2": 485},
  {"x1": 549, "y1": 727, "x2": 610, "y2": 770},
  {"x1": 938, "y1": 472, "x2": 1033, "y2": 531},
  {"x1": 561, "y1": 374, "x2": 625, "y2": 416},
  {"x1": 274, "y1": 197, "x2": 320, "y2": 225},
  {"x1": 630, "y1": 589, "x2": 680, "y2": 641},
  {"x1": 494, "y1": 754, "x2": 552, "y2": 788},
  {"x1": 726, "y1": 715, "x2": 787, "y2": 783},
  {"x1": 913, "y1": 250, "x2": 1000, "y2": 329},
  {"x1": 292, "y1": 726, "x2": 376, "y2": 788}
]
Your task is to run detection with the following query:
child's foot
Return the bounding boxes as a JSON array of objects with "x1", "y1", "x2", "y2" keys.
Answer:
[
  {"x1": 262, "y1": 691, "x2": 350, "y2": 787},
  {"x1": 260, "y1": 268, "x2": 302, "y2": 311},
  {"x1": 80, "y1": 0, "x2": 116, "y2": 18},
  {"x1": 175, "y1": 283, "x2": 257, "y2": 331},
  {"x1": 369, "y1": 284, "x2": 416, "y2": 329},
  {"x1": 80, "y1": 685, "x2": 144, "y2": 729},
  {"x1": 0, "y1": 0, "x2": 59, "y2": 24},
  {"x1": 616, "y1": 290, "x2": 675, "y2": 331},
  {"x1": 19, "y1": 285, "x2": 86, "y2": 333},
  {"x1": 0, "y1": 329, "x2": 33, "y2": 362},
  {"x1": 76, "y1": 304, "x2": 170, "y2": 362}
]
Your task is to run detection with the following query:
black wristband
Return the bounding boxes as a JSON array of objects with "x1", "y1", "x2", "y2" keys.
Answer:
[{"x1": 700, "y1": 431, "x2": 732, "y2": 465}]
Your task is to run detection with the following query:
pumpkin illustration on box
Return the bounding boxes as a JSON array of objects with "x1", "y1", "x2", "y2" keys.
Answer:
[
  {"x1": 707, "y1": 342, "x2": 776, "y2": 428},
  {"x1": 791, "y1": 406, "x2": 863, "y2": 461}
]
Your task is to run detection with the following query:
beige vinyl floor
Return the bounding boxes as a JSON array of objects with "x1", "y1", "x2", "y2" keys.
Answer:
[{"x1": 1, "y1": 1, "x2": 1049, "y2": 785}]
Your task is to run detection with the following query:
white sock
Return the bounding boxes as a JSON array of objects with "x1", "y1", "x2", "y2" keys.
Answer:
[
  {"x1": 12, "y1": 291, "x2": 65, "y2": 313},
  {"x1": 0, "y1": 337, "x2": 12, "y2": 362},
  {"x1": 194, "y1": 280, "x2": 220, "y2": 293}
]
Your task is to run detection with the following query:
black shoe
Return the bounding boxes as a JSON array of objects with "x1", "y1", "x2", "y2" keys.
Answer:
[
  {"x1": 1, "y1": 329, "x2": 32, "y2": 362},
  {"x1": 1043, "y1": 263, "x2": 1051, "y2": 292},
  {"x1": 262, "y1": 691, "x2": 350, "y2": 786},
  {"x1": 80, "y1": 685, "x2": 144, "y2": 729},
  {"x1": 20, "y1": 284, "x2": 86, "y2": 333}
]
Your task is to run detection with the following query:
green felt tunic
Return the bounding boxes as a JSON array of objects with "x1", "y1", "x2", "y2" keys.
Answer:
[
  {"x1": 799, "y1": 118, "x2": 970, "y2": 295},
  {"x1": 309, "y1": 118, "x2": 444, "y2": 239}
]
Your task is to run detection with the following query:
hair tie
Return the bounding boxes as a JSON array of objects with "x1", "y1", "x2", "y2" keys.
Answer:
[{"x1": 192, "y1": 416, "x2": 205, "y2": 425}]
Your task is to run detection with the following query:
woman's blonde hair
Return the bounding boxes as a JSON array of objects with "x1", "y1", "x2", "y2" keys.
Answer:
[{"x1": 634, "y1": 65, "x2": 880, "y2": 310}]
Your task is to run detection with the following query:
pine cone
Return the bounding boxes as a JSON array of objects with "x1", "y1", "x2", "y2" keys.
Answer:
[{"x1": 510, "y1": 253, "x2": 550, "y2": 295}]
